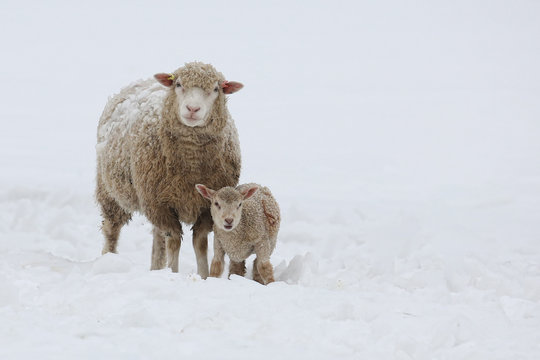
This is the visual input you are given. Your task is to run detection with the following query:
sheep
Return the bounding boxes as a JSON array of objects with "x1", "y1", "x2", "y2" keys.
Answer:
[
  {"x1": 195, "y1": 183, "x2": 281, "y2": 285},
  {"x1": 96, "y1": 62, "x2": 244, "y2": 279}
]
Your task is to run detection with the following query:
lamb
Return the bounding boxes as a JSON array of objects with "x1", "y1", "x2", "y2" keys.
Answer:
[
  {"x1": 195, "y1": 183, "x2": 281, "y2": 285},
  {"x1": 96, "y1": 62, "x2": 244, "y2": 278}
]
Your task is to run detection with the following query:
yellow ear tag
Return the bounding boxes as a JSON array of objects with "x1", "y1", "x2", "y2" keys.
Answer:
[{"x1": 168, "y1": 74, "x2": 175, "y2": 80}]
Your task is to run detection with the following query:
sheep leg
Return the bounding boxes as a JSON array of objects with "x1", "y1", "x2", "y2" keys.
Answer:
[
  {"x1": 209, "y1": 239, "x2": 225, "y2": 278},
  {"x1": 151, "y1": 226, "x2": 182, "y2": 272},
  {"x1": 253, "y1": 257, "x2": 275, "y2": 285},
  {"x1": 151, "y1": 227, "x2": 167, "y2": 270},
  {"x1": 98, "y1": 196, "x2": 131, "y2": 255},
  {"x1": 252, "y1": 258, "x2": 262, "y2": 283},
  {"x1": 229, "y1": 260, "x2": 246, "y2": 278},
  {"x1": 192, "y1": 210, "x2": 212, "y2": 279},
  {"x1": 147, "y1": 207, "x2": 183, "y2": 272},
  {"x1": 166, "y1": 230, "x2": 182, "y2": 272}
]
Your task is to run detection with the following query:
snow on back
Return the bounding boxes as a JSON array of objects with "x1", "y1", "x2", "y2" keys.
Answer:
[{"x1": 96, "y1": 79, "x2": 166, "y2": 153}]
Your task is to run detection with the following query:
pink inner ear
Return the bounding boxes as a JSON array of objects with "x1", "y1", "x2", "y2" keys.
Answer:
[
  {"x1": 154, "y1": 73, "x2": 174, "y2": 87},
  {"x1": 196, "y1": 184, "x2": 216, "y2": 200},
  {"x1": 222, "y1": 81, "x2": 244, "y2": 94},
  {"x1": 196, "y1": 185, "x2": 209, "y2": 199},
  {"x1": 242, "y1": 186, "x2": 258, "y2": 200}
]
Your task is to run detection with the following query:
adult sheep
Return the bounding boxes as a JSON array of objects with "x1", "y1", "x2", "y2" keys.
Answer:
[{"x1": 96, "y1": 62, "x2": 243, "y2": 279}]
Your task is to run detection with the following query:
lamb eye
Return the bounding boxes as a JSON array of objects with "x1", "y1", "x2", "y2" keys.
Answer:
[
  {"x1": 176, "y1": 83, "x2": 182, "y2": 88},
  {"x1": 237, "y1": 202, "x2": 242, "y2": 208},
  {"x1": 214, "y1": 87, "x2": 218, "y2": 92},
  {"x1": 214, "y1": 202, "x2": 220, "y2": 208}
]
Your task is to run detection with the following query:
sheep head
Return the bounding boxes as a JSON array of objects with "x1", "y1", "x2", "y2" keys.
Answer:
[
  {"x1": 195, "y1": 184, "x2": 258, "y2": 232},
  {"x1": 155, "y1": 62, "x2": 243, "y2": 128}
]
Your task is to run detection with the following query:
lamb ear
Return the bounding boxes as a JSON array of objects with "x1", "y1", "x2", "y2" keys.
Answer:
[
  {"x1": 195, "y1": 184, "x2": 215, "y2": 200},
  {"x1": 154, "y1": 73, "x2": 175, "y2": 87},
  {"x1": 240, "y1": 186, "x2": 258, "y2": 200},
  {"x1": 221, "y1": 81, "x2": 243, "y2": 94}
]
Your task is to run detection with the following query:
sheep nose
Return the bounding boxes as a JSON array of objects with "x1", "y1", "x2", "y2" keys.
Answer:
[
  {"x1": 224, "y1": 218, "x2": 233, "y2": 225},
  {"x1": 186, "y1": 105, "x2": 200, "y2": 113}
]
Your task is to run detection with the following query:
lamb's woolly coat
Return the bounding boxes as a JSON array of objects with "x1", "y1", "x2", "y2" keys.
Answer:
[
  {"x1": 96, "y1": 62, "x2": 241, "y2": 263},
  {"x1": 213, "y1": 184, "x2": 280, "y2": 263}
]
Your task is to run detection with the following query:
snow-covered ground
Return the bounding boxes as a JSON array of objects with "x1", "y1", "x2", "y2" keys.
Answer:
[{"x1": 1, "y1": 1, "x2": 539, "y2": 359}]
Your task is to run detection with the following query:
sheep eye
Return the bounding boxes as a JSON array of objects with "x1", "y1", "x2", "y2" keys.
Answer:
[
  {"x1": 237, "y1": 202, "x2": 242, "y2": 208},
  {"x1": 214, "y1": 202, "x2": 220, "y2": 208},
  {"x1": 176, "y1": 83, "x2": 182, "y2": 88}
]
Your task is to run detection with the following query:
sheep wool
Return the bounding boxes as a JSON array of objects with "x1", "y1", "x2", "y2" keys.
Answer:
[
  {"x1": 96, "y1": 62, "x2": 242, "y2": 278},
  {"x1": 199, "y1": 183, "x2": 281, "y2": 285},
  {"x1": 215, "y1": 184, "x2": 280, "y2": 263}
]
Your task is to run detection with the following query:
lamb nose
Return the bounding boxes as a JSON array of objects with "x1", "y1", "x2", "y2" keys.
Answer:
[
  {"x1": 224, "y1": 218, "x2": 233, "y2": 225},
  {"x1": 186, "y1": 105, "x2": 200, "y2": 113}
]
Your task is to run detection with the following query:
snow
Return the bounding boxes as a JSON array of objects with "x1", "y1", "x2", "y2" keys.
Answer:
[
  {"x1": 96, "y1": 79, "x2": 166, "y2": 153},
  {"x1": 1, "y1": 0, "x2": 540, "y2": 359}
]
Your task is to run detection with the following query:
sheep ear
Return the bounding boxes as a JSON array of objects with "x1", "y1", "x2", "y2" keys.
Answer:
[
  {"x1": 195, "y1": 184, "x2": 215, "y2": 200},
  {"x1": 154, "y1": 73, "x2": 175, "y2": 87},
  {"x1": 221, "y1": 81, "x2": 243, "y2": 94},
  {"x1": 240, "y1": 186, "x2": 258, "y2": 200}
]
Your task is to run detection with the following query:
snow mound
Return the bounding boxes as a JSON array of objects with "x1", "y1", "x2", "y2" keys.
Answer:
[{"x1": 276, "y1": 252, "x2": 319, "y2": 285}]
